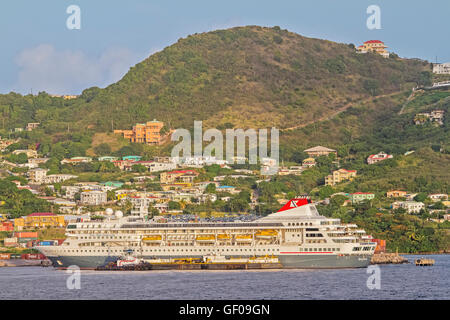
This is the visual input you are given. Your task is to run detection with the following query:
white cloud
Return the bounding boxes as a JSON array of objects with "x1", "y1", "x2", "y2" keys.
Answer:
[{"x1": 13, "y1": 44, "x2": 149, "y2": 95}]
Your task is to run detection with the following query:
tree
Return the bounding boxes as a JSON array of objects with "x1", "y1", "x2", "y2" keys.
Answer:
[
  {"x1": 414, "y1": 192, "x2": 427, "y2": 202},
  {"x1": 205, "y1": 183, "x2": 216, "y2": 194},
  {"x1": 131, "y1": 164, "x2": 147, "y2": 173},
  {"x1": 168, "y1": 201, "x2": 181, "y2": 210},
  {"x1": 363, "y1": 79, "x2": 380, "y2": 96},
  {"x1": 318, "y1": 186, "x2": 334, "y2": 199}
]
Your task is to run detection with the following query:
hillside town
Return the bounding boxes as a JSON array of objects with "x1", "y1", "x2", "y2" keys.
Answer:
[{"x1": 1, "y1": 133, "x2": 448, "y2": 255}]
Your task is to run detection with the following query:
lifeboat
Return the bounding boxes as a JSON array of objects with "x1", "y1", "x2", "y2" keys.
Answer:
[
  {"x1": 217, "y1": 234, "x2": 231, "y2": 240},
  {"x1": 235, "y1": 234, "x2": 253, "y2": 242},
  {"x1": 196, "y1": 235, "x2": 215, "y2": 242},
  {"x1": 142, "y1": 235, "x2": 162, "y2": 242},
  {"x1": 255, "y1": 230, "x2": 278, "y2": 239}
]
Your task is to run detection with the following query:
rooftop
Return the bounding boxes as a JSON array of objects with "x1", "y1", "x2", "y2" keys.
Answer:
[{"x1": 304, "y1": 146, "x2": 336, "y2": 152}]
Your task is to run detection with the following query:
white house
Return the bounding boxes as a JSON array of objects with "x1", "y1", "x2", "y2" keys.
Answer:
[
  {"x1": 392, "y1": 201, "x2": 425, "y2": 214},
  {"x1": 433, "y1": 63, "x2": 450, "y2": 74}
]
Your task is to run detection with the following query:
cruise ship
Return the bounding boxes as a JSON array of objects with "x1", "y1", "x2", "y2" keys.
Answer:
[{"x1": 36, "y1": 198, "x2": 376, "y2": 269}]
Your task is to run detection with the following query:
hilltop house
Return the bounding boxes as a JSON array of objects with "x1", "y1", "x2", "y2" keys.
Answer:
[
  {"x1": 433, "y1": 63, "x2": 450, "y2": 74},
  {"x1": 356, "y1": 40, "x2": 389, "y2": 58},
  {"x1": 325, "y1": 169, "x2": 357, "y2": 186},
  {"x1": 367, "y1": 152, "x2": 393, "y2": 165}
]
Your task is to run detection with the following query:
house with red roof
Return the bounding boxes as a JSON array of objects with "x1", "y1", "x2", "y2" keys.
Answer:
[
  {"x1": 367, "y1": 152, "x2": 393, "y2": 165},
  {"x1": 14, "y1": 212, "x2": 65, "y2": 230},
  {"x1": 357, "y1": 40, "x2": 389, "y2": 58},
  {"x1": 160, "y1": 170, "x2": 199, "y2": 186}
]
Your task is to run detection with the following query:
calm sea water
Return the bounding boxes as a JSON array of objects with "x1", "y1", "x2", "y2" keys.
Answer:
[{"x1": 0, "y1": 255, "x2": 448, "y2": 300}]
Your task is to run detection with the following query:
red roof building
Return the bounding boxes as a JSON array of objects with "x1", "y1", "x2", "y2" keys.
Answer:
[{"x1": 367, "y1": 152, "x2": 393, "y2": 165}]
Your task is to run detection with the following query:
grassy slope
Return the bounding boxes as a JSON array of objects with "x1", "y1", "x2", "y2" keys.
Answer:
[{"x1": 60, "y1": 26, "x2": 429, "y2": 132}]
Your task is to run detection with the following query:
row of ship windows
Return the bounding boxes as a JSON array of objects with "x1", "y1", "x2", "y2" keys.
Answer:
[
  {"x1": 287, "y1": 223, "x2": 313, "y2": 226},
  {"x1": 61, "y1": 248, "x2": 280, "y2": 253},
  {"x1": 299, "y1": 248, "x2": 340, "y2": 252}
]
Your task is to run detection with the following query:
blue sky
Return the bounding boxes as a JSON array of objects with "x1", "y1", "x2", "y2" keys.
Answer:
[{"x1": 0, "y1": 0, "x2": 448, "y2": 95}]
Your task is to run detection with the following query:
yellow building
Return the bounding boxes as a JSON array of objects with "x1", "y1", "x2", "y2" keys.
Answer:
[
  {"x1": 14, "y1": 213, "x2": 66, "y2": 230},
  {"x1": 357, "y1": 40, "x2": 389, "y2": 58},
  {"x1": 325, "y1": 169, "x2": 357, "y2": 186},
  {"x1": 160, "y1": 170, "x2": 198, "y2": 186},
  {"x1": 114, "y1": 120, "x2": 164, "y2": 145}
]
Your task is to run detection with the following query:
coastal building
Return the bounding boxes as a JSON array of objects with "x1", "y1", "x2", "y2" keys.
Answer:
[
  {"x1": 304, "y1": 146, "x2": 337, "y2": 158},
  {"x1": 302, "y1": 157, "x2": 316, "y2": 168},
  {"x1": 160, "y1": 170, "x2": 198, "y2": 186},
  {"x1": 28, "y1": 168, "x2": 48, "y2": 183},
  {"x1": 43, "y1": 174, "x2": 77, "y2": 184},
  {"x1": 114, "y1": 120, "x2": 164, "y2": 145},
  {"x1": 61, "y1": 157, "x2": 92, "y2": 164},
  {"x1": 216, "y1": 185, "x2": 240, "y2": 194},
  {"x1": 432, "y1": 63, "x2": 450, "y2": 74},
  {"x1": 414, "y1": 110, "x2": 445, "y2": 126},
  {"x1": 14, "y1": 213, "x2": 65, "y2": 230},
  {"x1": 356, "y1": 40, "x2": 389, "y2": 58},
  {"x1": 325, "y1": 169, "x2": 357, "y2": 186},
  {"x1": 386, "y1": 190, "x2": 407, "y2": 198},
  {"x1": 122, "y1": 155, "x2": 142, "y2": 161},
  {"x1": 101, "y1": 181, "x2": 124, "y2": 188},
  {"x1": 392, "y1": 201, "x2": 425, "y2": 214},
  {"x1": 80, "y1": 190, "x2": 107, "y2": 206},
  {"x1": 367, "y1": 152, "x2": 393, "y2": 165},
  {"x1": 26, "y1": 123, "x2": 40, "y2": 131},
  {"x1": 0, "y1": 221, "x2": 14, "y2": 232},
  {"x1": 124, "y1": 160, "x2": 176, "y2": 173},
  {"x1": 98, "y1": 156, "x2": 119, "y2": 162},
  {"x1": 28, "y1": 157, "x2": 50, "y2": 166},
  {"x1": 350, "y1": 192, "x2": 375, "y2": 204},
  {"x1": 12, "y1": 231, "x2": 38, "y2": 243},
  {"x1": 428, "y1": 194, "x2": 448, "y2": 202}
]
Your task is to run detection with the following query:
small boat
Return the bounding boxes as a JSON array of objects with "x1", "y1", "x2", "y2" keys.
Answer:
[
  {"x1": 235, "y1": 234, "x2": 253, "y2": 242},
  {"x1": 196, "y1": 235, "x2": 215, "y2": 242},
  {"x1": 142, "y1": 235, "x2": 162, "y2": 242},
  {"x1": 255, "y1": 229, "x2": 278, "y2": 239},
  {"x1": 116, "y1": 257, "x2": 142, "y2": 267},
  {"x1": 217, "y1": 234, "x2": 231, "y2": 240},
  {"x1": 415, "y1": 258, "x2": 435, "y2": 266}
]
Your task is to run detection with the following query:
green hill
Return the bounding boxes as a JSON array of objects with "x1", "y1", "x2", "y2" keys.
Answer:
[
  {"x1": 0, "y1": 25, "x2": 440, "y2": 161},
  {"x1": 1, "y1": 26, "x2": 430, "y2": 132}
]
